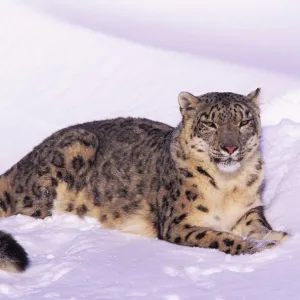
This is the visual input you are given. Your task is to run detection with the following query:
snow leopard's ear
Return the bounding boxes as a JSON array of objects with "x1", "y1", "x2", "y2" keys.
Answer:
[
  {"x1": 178, "y1": 91, "x2": 200, "y2": 117},
  {"x1": 246, "y1": 88, "x2": 261, "y2": 107}
]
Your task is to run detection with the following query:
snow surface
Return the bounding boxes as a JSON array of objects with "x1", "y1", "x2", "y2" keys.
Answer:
[{"x1": 0, "y1": 1, "x2": 300, "y2": 299}]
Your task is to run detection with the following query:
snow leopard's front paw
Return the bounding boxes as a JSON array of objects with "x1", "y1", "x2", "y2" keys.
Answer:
[
  {"x1": 263, "y1": 231, "x2": 290, "y2": 243},
  {"x1": 242, "y1": 238, "x2": 278, "y2": 254}
]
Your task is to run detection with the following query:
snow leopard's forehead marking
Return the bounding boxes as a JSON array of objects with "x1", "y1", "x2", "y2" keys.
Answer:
[{"x1": 197, "y1": 92, "x2": 255, "y2": 125}]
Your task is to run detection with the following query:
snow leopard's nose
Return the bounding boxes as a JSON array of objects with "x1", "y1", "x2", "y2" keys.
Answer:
[{"x1": 222, "y1": 146, "x2": 238, "y2": 154}]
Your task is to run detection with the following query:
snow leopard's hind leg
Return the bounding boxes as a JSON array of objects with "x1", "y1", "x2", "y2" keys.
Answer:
[{"x1": 0, "y1": 128, "x2": 99, "y2": 272}]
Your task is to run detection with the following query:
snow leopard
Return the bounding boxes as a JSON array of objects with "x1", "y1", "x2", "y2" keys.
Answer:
[{"x1": 0, "y1": 88, "x2": 289, "y2": 272}]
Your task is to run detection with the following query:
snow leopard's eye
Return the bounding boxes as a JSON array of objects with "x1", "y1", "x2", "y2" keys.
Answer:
[
  {"x1": 202, "y1": 121, "x2": 217, "y2": 129},
  {"x1": 239, "y1": 119, "x2": 252, "y2": 128}
]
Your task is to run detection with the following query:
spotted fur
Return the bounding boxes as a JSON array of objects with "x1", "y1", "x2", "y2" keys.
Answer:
[{"x1": 0, "y1": 89, "x2": 289, "y2": 272}]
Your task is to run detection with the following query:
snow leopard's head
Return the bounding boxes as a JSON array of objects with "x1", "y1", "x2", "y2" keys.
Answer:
[{"x1": 178, "y1": 88, "x2": 261, "y2": 173}]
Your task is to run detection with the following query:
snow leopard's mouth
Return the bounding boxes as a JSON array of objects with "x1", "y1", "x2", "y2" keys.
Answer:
[
  {"x1": 212, "y1": 155, "x2": 242, "y2": 164},
  {"x1": 212, "y1": 156, "x2": 242, "y2": 173}
]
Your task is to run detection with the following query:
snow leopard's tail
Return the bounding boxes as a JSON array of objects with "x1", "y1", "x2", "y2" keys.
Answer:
[{"x1": 0, "y1": 231, "x2": 29, "y2": 272}]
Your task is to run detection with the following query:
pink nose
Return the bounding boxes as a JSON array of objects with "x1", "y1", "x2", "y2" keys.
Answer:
[{"x1": 224, "y1": 146, "x2": 237, "y2": 154}]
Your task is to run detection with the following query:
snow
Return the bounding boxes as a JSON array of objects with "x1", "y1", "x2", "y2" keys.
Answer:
[{"x1": 0, "y1": 0, "x2": 300, "y2": 299}]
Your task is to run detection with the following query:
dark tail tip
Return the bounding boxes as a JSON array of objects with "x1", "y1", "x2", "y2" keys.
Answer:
[{"x1": 0, "y1": 231, "x2": 29, "y2": 273}]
